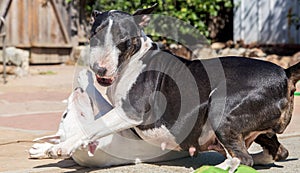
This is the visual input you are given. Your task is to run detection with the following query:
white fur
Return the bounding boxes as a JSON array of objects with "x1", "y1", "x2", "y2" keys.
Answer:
[
  {"x1": 252, "y1": 149, "x2": 274, "y2": 165},
  {"x1": 29, "y1": 69, "x2": 188, "y2": 166},
  {"x1": 29, "y1": 143, "x2": 54, "y2": 159},
  {"x1": 89, "y1": 19, "x2": 120, "y2": 77},
  {"x1": 134, "y1": 125, "x2": 181, "y2": 151},
  {"x1": 216, "y1": 157, "x2": 241, "y2": 173},
  {"x1": 84, "y1": 107, "x2": 142, "y2": 141},
  {"x1": 82, "y1": 37, "x2": 154, "y2": 142},
  {"x1": 108, "y1": 37, "x2": 153, "y2": 106}
]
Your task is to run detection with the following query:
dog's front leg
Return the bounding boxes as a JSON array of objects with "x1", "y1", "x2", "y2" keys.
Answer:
[
  {"x1": 48, "y1": 69, "x2": 142, "y2": 157},
  {"x1": 29, "y1": 142, "x2": 55, "y2": 159},
  {"x1": 77, "y1": 70, "x2": 141, "y2": 140},
  {"x1": 84, "y1": 107, "x2": 142, "y2": 141},
  {"x1": 49, "y1": 107, "x2": 142, "y2": 157}
]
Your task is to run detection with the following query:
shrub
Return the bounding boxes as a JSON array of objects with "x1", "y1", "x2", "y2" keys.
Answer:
[{"x1": 83, "y1": 0, "x2": 232, "y2": 39}]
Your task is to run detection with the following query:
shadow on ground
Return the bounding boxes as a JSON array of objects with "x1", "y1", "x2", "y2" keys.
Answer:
[
  {"x1": 32, "y1": 151, "x2": 225, "y2": 172},
  {"x1": 253, "y1": 158, "x2": 299, "y2": 170},
  {"x1": 30, "y1": 151, "x2": 297, "y2": 173},
  {"x1": 31, "y1": 150, "x2": 300, "y2": 173}
]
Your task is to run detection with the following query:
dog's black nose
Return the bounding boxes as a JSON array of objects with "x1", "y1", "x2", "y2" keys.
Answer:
[{"x1": 93, "y1": 64, "x2": 107, "y2": 76}]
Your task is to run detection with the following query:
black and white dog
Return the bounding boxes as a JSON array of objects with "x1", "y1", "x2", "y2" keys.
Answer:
[
  {"x1": 33, "y1": 4, "x2": 300, "y2": 167},
  {"x1": 29, "y1": 71, "x2": 189, "y2": 167}
]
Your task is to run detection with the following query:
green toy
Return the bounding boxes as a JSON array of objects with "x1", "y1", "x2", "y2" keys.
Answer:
[
  {"x1": 295, "y1": 92, "x2": 300, "y2": 96},
  {"x1": 194, "y1": 165, "x2": 258, "y2": 173}
]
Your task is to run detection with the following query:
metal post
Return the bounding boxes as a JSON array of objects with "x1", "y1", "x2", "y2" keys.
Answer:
[{"x1": 0, "y1": 16, "x2": 7, "y2": 84}]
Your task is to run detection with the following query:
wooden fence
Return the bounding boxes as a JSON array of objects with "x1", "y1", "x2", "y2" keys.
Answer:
[
  {"x1": 234, "y1": 0, "x2": 300, "y2": 44},
  {"x1": 0, "y1": 0, "x2": 77, "y2": 63}
]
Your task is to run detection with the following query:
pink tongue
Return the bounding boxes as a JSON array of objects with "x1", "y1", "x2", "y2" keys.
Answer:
[{"x1": 88, "y1": 141, "x2": 99, "y2": 157}]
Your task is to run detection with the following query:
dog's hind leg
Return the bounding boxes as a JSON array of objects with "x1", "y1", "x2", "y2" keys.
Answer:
[
  {"x1": 253, "y1": 134, "x2": 289, "y2": 165},
  {"x1": 215, "y1": 129, "x2": 254, "y2": 166}
]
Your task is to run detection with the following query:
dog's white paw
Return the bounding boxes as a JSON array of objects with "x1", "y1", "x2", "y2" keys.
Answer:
[
  {"x1": 46, "y1": 137, "x2": 87, "y2": 158},
  {"x1": 29, "y1": 142, "x2": 54, "y2": 159},
  {"x1": 216, "y1": 157, "x2": 241, "y2": 173},
  {"x1": 78, "y1": 69, "x2": 94, "y2": 91}
]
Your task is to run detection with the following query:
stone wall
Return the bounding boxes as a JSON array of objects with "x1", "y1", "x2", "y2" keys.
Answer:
[{"x1": 167, "y1": 42, "x2": 300, "y2": 69}]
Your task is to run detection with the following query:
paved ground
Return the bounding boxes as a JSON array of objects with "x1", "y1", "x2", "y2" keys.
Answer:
[{"x1": 0, "y1": 64, "x2": 300, "y2": 173}]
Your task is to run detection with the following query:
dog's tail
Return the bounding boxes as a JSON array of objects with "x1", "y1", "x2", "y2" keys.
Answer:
[{"x1": 285, "y1": 61, "x2": 300, "y2": 85}]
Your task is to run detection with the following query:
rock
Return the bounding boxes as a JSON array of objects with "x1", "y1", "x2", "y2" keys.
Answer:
[
  {"x1": 291, "y1": 51, "x2": 300, "y2": 66},
  {"x1": 246, "y1": 48, "x2": 266, "y2": 58},
  {"x1": 237, "y1": 48, "x2": 247, "y2": 56},
  {"x1": 169, "y1": 43, "x2": 179, "y2": 49},
  {"x1": 192, "y1": 47, "x2": 217, "y2": 59},
  {"x1": 266, "y1": 54, "x2": 280, "y2": 63},
  {"x1": 265, "y1": 54, "x2": 289, "y2": 68},
  {"x1": 266, "y1": 55, "x2": 296, "y2": 68},
  {"x1": 0, "y1": 47, "x2": 29, "y2": 77},
  {"x1": 280, "y1": 56, "x2": 292, "y2": 69},
  {"x1": 168, "y1": 44, "x2": 192, "y2": 60},
  {"x1": 225, "y1": 40, "x2": 234, "y2": 48},
  {"x1": 219, "y1": 48, "x2": 240, "y2": 56},
  {"x1": 219, "y1": 48, "x2": 230, "y2": 56},
  {"x1": 235, "y1": 39, "x2": 246, "y2": 49},
  {"x1": 211, "y1": 42, "x2": 226, "y2": 50},
  {"x1": 229, "y1": 48, "x2": 241, "y2": 56},
  {"x1": 293, "y1": 51, "x2": 300, "y2": 59}
]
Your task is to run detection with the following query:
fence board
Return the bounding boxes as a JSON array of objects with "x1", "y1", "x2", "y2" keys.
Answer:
[
  {"x1": 0, "y1": 0, "x2": 72, "y2": 48},
  {"x1": 234, "y1": 0, "x2": 300, "y2": 44},
  {"x1": 0, "y1": 0, "x2": 74, "y2": 63}
]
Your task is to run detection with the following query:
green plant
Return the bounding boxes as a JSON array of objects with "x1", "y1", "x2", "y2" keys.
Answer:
[
  {"x1": 81, "y1": 0, "x2": 232, "y2": 39},
  {"x1": 38, "y1": 70, "x2": 57, "y2": 75}
]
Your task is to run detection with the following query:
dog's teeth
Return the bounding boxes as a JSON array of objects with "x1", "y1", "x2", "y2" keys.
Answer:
[
  {"x1": 189, "y1": 146, "x2": 196, "y2": 157},
  {"x1": 161, "y1": 142, "x2": 167, "y2": 151}
]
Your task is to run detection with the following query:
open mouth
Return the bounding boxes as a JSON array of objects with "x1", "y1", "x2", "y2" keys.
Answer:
[{"x1": 96, "y1": 75, "x2": 114, "y2": 86}]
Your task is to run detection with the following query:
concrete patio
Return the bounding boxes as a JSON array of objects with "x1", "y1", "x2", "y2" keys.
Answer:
[{"x1": 0, "y1": 64, "x2": 299, "y2": 173}]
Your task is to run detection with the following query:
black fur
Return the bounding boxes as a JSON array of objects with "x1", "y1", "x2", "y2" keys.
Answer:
[{"x1": 90, "y1": 8, "x2": 300, "y2": 166}]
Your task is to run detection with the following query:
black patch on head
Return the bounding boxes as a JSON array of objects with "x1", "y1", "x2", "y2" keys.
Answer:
[
  {"x1": 90, "y1": 10, "x2": 142, "y2": 41},
  {"x1": 90, "y1": 11, "x2": 110, "y2": 38},
  {"x1": 90, "y1": 10, "x2": 144, "y2": 68}
]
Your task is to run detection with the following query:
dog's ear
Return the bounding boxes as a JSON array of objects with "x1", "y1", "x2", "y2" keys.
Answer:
[
  {"x1": 133, "y1": 3, "x2": 158, "y2": 27},
  {"x1": 91, "y1": 10, "x2": 102, "y2": 24},
  {"x1": 92, "y1": 10, "x2": 102, "y2": 18}
]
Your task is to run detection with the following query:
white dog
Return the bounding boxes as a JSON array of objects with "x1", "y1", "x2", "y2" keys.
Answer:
[{"x1": 29, "y1": 69, "x2": 188, "y2": 167}]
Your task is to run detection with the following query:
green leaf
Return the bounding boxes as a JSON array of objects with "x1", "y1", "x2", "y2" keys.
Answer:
[{"x1": 86, "y1": 0, "x2": 233, "y2": 41}]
